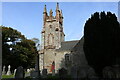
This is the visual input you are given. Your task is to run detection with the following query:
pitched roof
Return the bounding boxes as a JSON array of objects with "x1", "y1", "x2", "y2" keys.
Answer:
[
  {"x1": 56, "y1": 40, "x2": 79, "y2": 52},
  {"x1": 71, "y1": 37, "x2": 84, "y2": 51}
]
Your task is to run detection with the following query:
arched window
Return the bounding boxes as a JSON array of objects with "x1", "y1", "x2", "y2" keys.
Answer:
[
  {"x1": 55, "y1": 28, "x2": 59, "y2": 31},
  {"x1": 49, "y1": 25, "x2": 52, "y2": 28},
  {"x1": 48, "y1": 34, "x2": 54, "y2": 45},
  {"x1": 65, "y1": 54, "x2": 70, "y2": 61}
]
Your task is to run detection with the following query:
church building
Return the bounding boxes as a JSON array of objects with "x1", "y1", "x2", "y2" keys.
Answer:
[{"x1": 39, "y1": 3, "x2": 87, "y2": 74}]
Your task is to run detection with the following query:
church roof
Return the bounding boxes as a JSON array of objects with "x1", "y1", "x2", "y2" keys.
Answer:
[
  {"x1": 71, "y1": 37, "x2": 84, "y2": 52},
  {"x1": 56, "y1": 40, "x2": 79, "y2": 52}
]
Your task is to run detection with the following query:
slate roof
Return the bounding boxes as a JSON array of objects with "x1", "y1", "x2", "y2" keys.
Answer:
[
  {"x1": 56, "y1": 40, "x2": 79, "y2": 52},
  {"x1": 71, "y1": 37, "x2": 84, "y2": 51}
]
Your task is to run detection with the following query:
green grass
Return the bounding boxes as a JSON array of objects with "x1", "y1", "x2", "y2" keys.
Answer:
[{"x1": 2, "y1": 75, "x2": 14, "y2": 78}]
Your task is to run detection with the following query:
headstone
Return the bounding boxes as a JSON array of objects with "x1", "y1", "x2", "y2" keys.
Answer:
[
  {"x1": 87, "y1": 67, "x2": 97, "y2": 79},
  {"x1": 6, "y1": 65, "x2": 11, "y2": 75},
  {"x1": 30, "y1": 68, "x2": 34, "y2": 71},
  {"x1": 77, "y1": 66, "x2": 87, "y2": 78},
  {"x1": 30, "y1": 70, "x2": 40, "y2": 78},
  {"x1": 14, "y1": 69, "x2": 16, "y2": 75},
  {"x1": 112, "y1": 65, "x2": 120, "y2": 78},
  {"x1": 30, "y1": 64, "x2": 40, "y2": 79},
  {"x1": 30, "y1": 68, "x2": 35, "y2": 71},
  {"x1": 27, "y1": 69, "x2": 30, "y2": 73},
  {"x1": 30, "y1": 54, "x2": 41, "y2": 78},
  {"x1": 52, "y1": 69, "x2": 55, "y2": 76},
  {"x1": 59, "y1": 68, "x2": 68, "y2": 78},
  {"x1": 42, "y1": 69, "x2": 47, "y2": 78},
  {"x1": 15, "y1": 66, "x2": 25, "y2": 78},
  {"x1": 103, "y1": 65, "x2": 120, "y2": 78},
  {"x1": 103, "y1": 66, "x2": 114, "y2": 78},
  {"x1": 2, "y1": 66, "x2": 6, "y2": 75},
  {"x1": 70, "y1": 66, "x2": 77, "y2": 78}
]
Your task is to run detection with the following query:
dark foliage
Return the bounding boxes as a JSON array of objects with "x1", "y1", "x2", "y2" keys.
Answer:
[
  {"x1": 2, "y1": 26, "x2": 37, "y2": 72},
  {"x1": 83, "y1": 12, "x2": 120, "y2": 77}
]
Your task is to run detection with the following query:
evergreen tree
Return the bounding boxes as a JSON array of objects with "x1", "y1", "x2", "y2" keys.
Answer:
[{"x1": 84, "y1": 12, "x2": 120, "y2": 77}]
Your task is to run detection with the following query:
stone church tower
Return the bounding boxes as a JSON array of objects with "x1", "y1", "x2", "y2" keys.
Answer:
[
  {"x1": 39, "y1": 3, "x2": 65, "y2": 73},
  {"x1": 39, "y1": 3, "x2": 87, "y2": 75},
  {"x1": 39, "y1": 3, "x2": 89, "y2": 76},
  {"x1": 41, "y1": 3, "x2": 65, "y2": 50}
]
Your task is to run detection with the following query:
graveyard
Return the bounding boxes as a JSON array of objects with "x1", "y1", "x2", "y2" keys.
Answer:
[
  {"x1": 1, "y1": 65, "x2": 72, "y2": 79},
  {"x1": 1, "y1": 2, "x2": 120, "y2": 80}
]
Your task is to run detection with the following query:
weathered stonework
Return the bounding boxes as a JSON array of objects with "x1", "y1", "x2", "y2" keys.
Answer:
[
  {"x1": 39, "y1": 3, "x2": 65, "y2": 73},
  {"x1": 39, "y1": 3, "x2": 88, "y2": 74}
]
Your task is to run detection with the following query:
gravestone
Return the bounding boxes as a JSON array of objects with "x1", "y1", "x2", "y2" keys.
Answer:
[
  {"x1": 103, "y1": 66, "x2": 113, "y2": 78},
  {"x1": 27, "y1": 69, "x2": 30, "y2": 73},
  {"x1": 103, "y1": 65, "x2": 120, "y2": 78},
  {"x1": 15, "y1": 66, "x2": 25, "y2": 78},
  {"x1": 52, "y1": 69, "x2": 55, "y2": 76},
  {"x1": 2, "y1": 66, "x2": 6, "y2": 75},
  {"x1": 30, "y1": 68, "x2": 33, "y2": 71},
  {"x1": 77, "y1": 66, "x2": 87, "y2": 78},
  {"x1": 30, "y1": 70, "x2": 35, "y2": 78},
  {"x1": 30, "y1": 55, "x2": 41, "y2": 78},
  {"x1": 70, "y1": 66, "x2": 77, "y2": 78},
  {"x1": 112, "y1": 65, "x2": 120, "y2": 78},
  {"x1": 30, "y1": 70, "x2": 40, "y2": 78},
  {"x1": 30, "y1": 66, "x2": 40, "y2": 79},
  {"x1": 14, "y1": 69, "x2": 16, "y2": 75},
  {"x1": 59, "y1": 68, "x2": 68, "y2": 78},
  {"x1": 30, "y1": 68, "x2": 35, "y2": 71},
  {"x1": 6, "y1": 65, "x2": 11, "y2": 75},
  {"x1": 87, "y1": 67, "x2": 97, "y2": 79},
  {"x1": 42, "y1": 69, "x2": 47, "y2": 78}
]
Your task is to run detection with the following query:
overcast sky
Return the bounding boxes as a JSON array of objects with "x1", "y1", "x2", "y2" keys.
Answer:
[{"x1": 2, "y1": 2, "x2": 118, "y2": 42}]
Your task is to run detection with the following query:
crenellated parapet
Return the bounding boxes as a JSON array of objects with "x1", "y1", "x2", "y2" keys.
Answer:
[
  {"x1": 41, "y1": 3, "x2": 65, "y2": 50},
  {"x1": 43, "y1": 3, "x2": 63, "y2": 26}
]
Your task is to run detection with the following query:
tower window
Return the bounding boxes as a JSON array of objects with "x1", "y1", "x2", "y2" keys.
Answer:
[
  {"x1": 65, "y1": 54, "x2": 70, "y2": 61},
  {"x1": 41, "y1": 30, "x2": 45, "y2": 33},
  {"x1": 48, "y1": 34, "x2": 54, "y2": 46},
  {"x1": 55, "y1": 53, "x2": 56, "y2": 56},
  {"x1": 55, "y1": 28, "x2": 59, "y2": 31},
  {"x1": 49, "y1": 25, "x2": 52, "y2": 28}
]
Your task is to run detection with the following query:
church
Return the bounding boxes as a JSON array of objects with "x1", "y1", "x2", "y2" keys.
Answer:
[{"x1": 39, "y1": 3, "x2": 88, "y2": 74}]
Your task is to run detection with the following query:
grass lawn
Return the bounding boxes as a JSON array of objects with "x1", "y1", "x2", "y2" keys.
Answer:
[{"x1": 2, "y1": 75, "x2": 14, "y2": 78}]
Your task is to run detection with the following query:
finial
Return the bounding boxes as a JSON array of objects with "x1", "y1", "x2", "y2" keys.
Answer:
[
  {"x1": 56, "y1": 2, "x2": 59, "y2": 11},
  {"x1": 50, "y1": 9, "x2": 53, "y2": 16},
  {"x1": 61, "y1": 10, "x2": 62, "y2": 13},
  {"x1": 60, "y1": 10, "x2": 63, "y2": 17},
  {"x1": 50, "y1": 9, "x2": 53, "y2": 12},
  {"x1": 44, "y1": 5, "x2": 47, "y2": 13}
]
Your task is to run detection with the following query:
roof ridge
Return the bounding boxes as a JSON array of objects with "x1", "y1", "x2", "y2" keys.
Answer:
[{"x1": 62, "y1": 40, "x2": 79, "y2": 43}]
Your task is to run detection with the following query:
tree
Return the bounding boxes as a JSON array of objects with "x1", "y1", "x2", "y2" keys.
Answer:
[
  {"x1": 2, "y1": 26, "x2": 37, "y2": 72},
  {"x1": 83, "y1": 12, "x2": 120, "y2": 77}
]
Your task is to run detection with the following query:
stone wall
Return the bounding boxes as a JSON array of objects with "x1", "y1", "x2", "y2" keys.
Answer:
[
  {"x1": 70, "y1": 37, "x2": 88, "y2": 67},
  {"x1": 39, "y1": 48, "x2": 70, "y2": 74},
  {"x1": 69, "y1": 37, "x2": 90, "y2": 78},
  {"x1": 43, "y1": 49, "x2": 56, "y2": 73},
  {"x1": 55, "y1": 51, "x2": 70, "y2": 73}
]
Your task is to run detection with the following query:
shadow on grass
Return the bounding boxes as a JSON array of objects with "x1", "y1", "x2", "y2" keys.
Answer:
[{"x1": 2, "y1": 75, "x2": 14, "y2": 78}]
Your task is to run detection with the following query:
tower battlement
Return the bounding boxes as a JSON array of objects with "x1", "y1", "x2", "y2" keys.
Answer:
[
  {"x1": 41, "y1": 3, "x2": 65, "y2": 50},
  {"x1": 43, "y1": 3, "x2": 63, "y2": 26}
]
